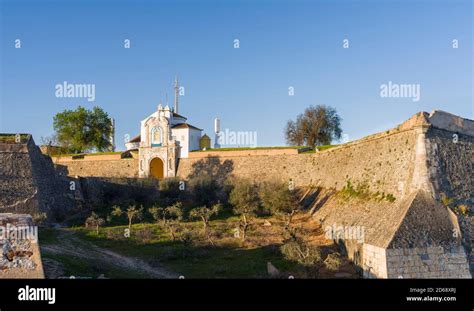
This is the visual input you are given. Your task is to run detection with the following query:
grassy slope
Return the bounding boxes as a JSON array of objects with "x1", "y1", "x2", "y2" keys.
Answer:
[
  {"x1": 40, "y1": 214, "x2": 358, "y2": 279},
  {"x1": 69, "y1": 220, "x2": 298, "y2": 278},
  {"x1": 40, "y1": 228, "x2": 150, "y2": 278}
]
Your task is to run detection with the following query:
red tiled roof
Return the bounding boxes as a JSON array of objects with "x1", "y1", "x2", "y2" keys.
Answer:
[
  {"x1": 129, "y1": 135, "x2": 141, "y2": 143},
  {"x1": 171, "y1": 123, "x2": 203, "y2": 131}
]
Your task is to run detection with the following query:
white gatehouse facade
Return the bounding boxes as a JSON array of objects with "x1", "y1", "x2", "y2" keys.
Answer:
[{"x1": 125, "y1": 78, "x2": 203, "y2": 179}]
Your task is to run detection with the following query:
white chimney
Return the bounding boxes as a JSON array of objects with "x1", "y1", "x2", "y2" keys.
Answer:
[{"x1": 214, "y1": 118, "x2": 221, "y2": 148}]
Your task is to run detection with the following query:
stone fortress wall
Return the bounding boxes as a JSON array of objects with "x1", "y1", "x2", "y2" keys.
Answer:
[
  {"x1": 424, "y1": 117, "x2": 474, "y2": 274},
  {"x1": 0, "y1": 135, "x2": 75, "y2": 219},
  {"x1": 177, "y1": 127, "x2": 419, "y2": 199},
  {"x1": 51, "y1": 111, "x2": 472, "y2": 212},
  {"x1": 54, "y1": 158, "x2": 138, "y2": 178},
  {"x1": 3, "y1": 110, "x2": 472, "y2": 279},
  {"x1": 176, "y1": 110, "x2": 472, "y2": 210},
  {"x1": 175, "y1": 110, "x2": 474, "y2": 279}
]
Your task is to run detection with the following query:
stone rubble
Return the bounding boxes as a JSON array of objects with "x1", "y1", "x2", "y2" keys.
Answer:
[{"x1": 0, "y1": 238, "x2": 36, "y2": 271}]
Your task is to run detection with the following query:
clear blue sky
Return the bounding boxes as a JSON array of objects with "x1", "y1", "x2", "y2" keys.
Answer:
[{"x1": 1, "y1": 0, "x2": 472, "y2": 149}]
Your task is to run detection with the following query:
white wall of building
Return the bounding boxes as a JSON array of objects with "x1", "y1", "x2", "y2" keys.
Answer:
[
  {"x1": 189, "y1": 128, "x2": 201, "y2": 153},
  {"x1": 172, "y1": 128, "x2": 189, "y2": 158},
  {"x1": 171, "y1": 127, "x2": 202, "y2": 158}
]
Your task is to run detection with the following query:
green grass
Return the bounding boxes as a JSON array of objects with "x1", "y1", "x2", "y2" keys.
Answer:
[
  {"x1": 39, "y1": 227, "x2": 61, "y2": 244},
  {"x1": 39, "y1": 227, "x2": 149, "y2": 278},
  {"x1": 0, "y1": 134, "x2": 29, "y2": 143},
  {"x1": 66, "y1": 219, "x2": 299, "y2": 278},
  {"x1": 40, "y1": 214, "x2": 357, "y2": 278},
  {"x1": 41, "y1": 253, "x2": 149, "y2": 279},
  {"x1": 317, "y1": 144, "x2": 338, "y2": 151},
  {"x1": 339, "y1": 179, "x2": 396, "y2": 203}
]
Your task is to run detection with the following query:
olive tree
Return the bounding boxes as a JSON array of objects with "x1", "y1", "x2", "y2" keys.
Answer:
[
  {"x1": 285, "y1": 105, "x2": 342, "y2": 148},
  {"x1": 189, "y1": 203, "x2": 222, "y2": 245},
  {"x1": 85, "y1": 212, "x2": 105, "y2": 235},
  {"x1": 229, "y1": 179, "x2": 260, "y2": 241},
  {"x1": 149, "y1": 202, "x2": 183, "y2": 240},
  {"x1": 111, "y1": 205, "x2": 143, "y2": 232},
  {"x1": 260, "y1": 182, "x2": 300, "y2": 227}
]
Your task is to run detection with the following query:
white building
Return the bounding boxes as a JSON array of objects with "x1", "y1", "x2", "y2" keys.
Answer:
[{"x1": 126, "y1": 78, "x2": 203, "y2": 179}]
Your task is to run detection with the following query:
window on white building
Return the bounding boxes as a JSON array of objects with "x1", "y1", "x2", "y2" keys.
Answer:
[{"x1": 151, "y1": 127, "x2": 163, "y2": 146}]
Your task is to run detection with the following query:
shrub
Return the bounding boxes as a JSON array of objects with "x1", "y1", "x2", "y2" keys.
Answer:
[
  {"x1": 441, "y1": 193, "x2": 454, "y2": 207},
  {"x1": 106, "y1": 229, "x2": 123, "y2": 240},
  {"x1": 190, "y1": 176, "x2": 221, "y2": 207},
  {"x1": 455, "y1": 204, "x2": 468, "y2": 216},
  {"x1": 324, "y1": 252, "x2": 342, "y2": 271},
  {"x1": 280, "y1": 228, "x2": 322, "y2": 266},
  {"x1": 158, "y1": 177, "x2": 183, "y2": 204},
  {"x1": 32, "y1": 212, "x2": 48, "y2": 226},
  {"x1": 385, "y1": 193, "x2": 396, "y2": 203},
  {"x1": 280, "y1": 240, "x2": 322, "y2": 267},
  {"x1": 259, "y1": 181, "x2": 300, "y2": 226},
  {"x1": 135, "y1": 227, "x2": 154, "y2": 244},
  {"x1": 176, "y1": 225, "x2": 194, "y2": 258},
  {"x1": 341, "y1": 179, "x2": 395, "y2": 203}
]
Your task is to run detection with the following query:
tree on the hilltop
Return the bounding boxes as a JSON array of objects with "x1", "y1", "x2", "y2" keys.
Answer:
[
  {"x1": 53, "y1": 106, "x2": 112, "y2": 153},
  {"x1": 285, "y1": 105, "x2": 342, "y2": 148},
  {"x1": 229, "y1": 179, "x2": 260, "y2": 241}
]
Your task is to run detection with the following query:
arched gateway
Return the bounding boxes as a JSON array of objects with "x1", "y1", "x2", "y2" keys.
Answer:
[{"x1": 149, "y1": 157, "x2": 164, "y2": 179}]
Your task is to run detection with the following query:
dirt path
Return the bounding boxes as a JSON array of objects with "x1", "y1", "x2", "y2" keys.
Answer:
[{"x1": 40, "y1": 229, "x2": 178, "y2": 279}]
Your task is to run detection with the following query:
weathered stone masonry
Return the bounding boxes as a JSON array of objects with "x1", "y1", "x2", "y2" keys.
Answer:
[
  {"x1": 175, "y1": 111, "x2": 473, "y2": 279},
  {"x1": 12, "y1": 110, "x2": 471, "y2": 279},
  {"x1": 0, "y1": 136, "x2": 75, "y2": 219},
  {"x1": 0, "y1": 213, "x2": 44, "y2": 278}
]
